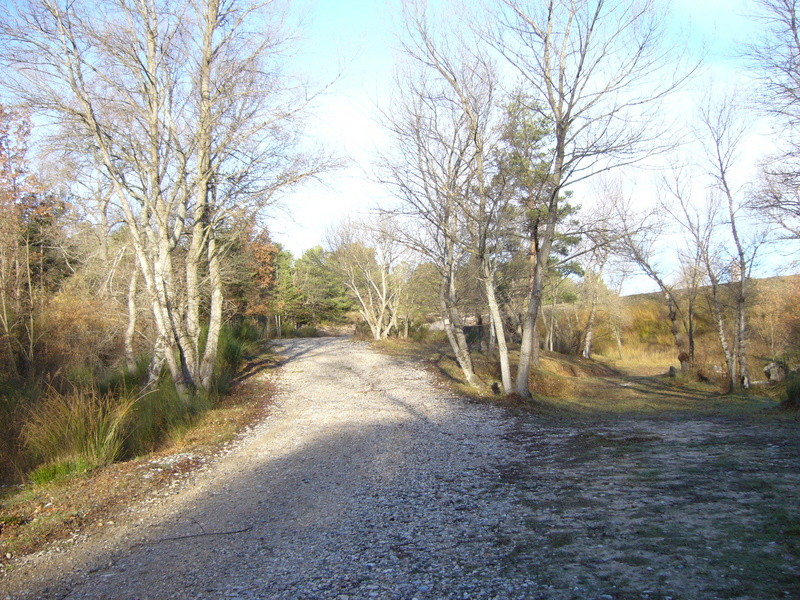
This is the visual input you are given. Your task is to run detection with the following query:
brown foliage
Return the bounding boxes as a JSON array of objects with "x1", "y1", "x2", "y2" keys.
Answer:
[
  {"x1": 37, "y1": 290, "x2": 122, "y2": 377},
  {"x1": 228, "y1": 226, "x2": 279, "y2": 319}
]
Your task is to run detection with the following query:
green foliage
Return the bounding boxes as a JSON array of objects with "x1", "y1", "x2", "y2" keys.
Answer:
[
  {"x1": 4, "y1": 317, "x2": 264, "y2": 479},
  {"x1": 268, "y1": 246, "x2": 305, "y2": 323},
  {"x1": 29, "y1": 458, "x2": 93, "y2": 485},
  {"x1": 210, "y1": 321, "x2": 256, "y2": 396},
  {"x1": 124, "y1": 382, "x2": 208, "y2": 457},
  {"x1": 400, "y1": 262, "x2": 440, "y2": 325},
  {"x1": 295, "y1": 246, "x2": 354, "y2": 324},
  {"x1": 21, "y1": 388, "x2": 136, "y2": 472},
  {"x1": 97, "y1": 355, "x2": 151, "y2": 396}
]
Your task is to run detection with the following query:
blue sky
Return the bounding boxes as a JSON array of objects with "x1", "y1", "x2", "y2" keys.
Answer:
[
  {"x1": 272, "y1": 0, "x2": 767, "y2": 267},
  {"x1": 267, "y1": 0, "x2": 792, "y2": 291}
]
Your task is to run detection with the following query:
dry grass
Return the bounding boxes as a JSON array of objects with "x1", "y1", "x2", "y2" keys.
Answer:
[
  {"x1": 21, "y1": 388, "x2": 136, "y2": 474},
  {"x1": 594, "y1": 344, "x2": 678, "y2": 376},
  {"x1": 373, "y1": 337, "x2": 781, "y2": 416}
]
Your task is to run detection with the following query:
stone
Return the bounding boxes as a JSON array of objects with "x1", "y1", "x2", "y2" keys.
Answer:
[{"x1": 764, "y1": 361, "x2": 789, "y2": 382}]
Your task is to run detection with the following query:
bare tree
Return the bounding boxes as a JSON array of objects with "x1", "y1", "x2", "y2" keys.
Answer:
[
  {"x1": 328, "y1": 217, "x2": 405, "y2": 341},
  {"x1": 579, "y1": 245, "x2": 609, "y2": 359},
  {"x1": 664, "y1": 171, "x2": 738, "y2": 391},
  {"x1": 748, "y1": 0, "x2": 800, "y2": 129},
  {"x1": 746, "y1": 1, "x2": 800, "y2": 241},
  {"x1": 377, "y1": 5, "x2": 483, "y2": 385},
  {"x1": 699, "y1": 95, "x2": 766, "y2": 389},
  {"x1": 484, "y1": 0, "x2": 693, "y2": 396},
  {"x1": 751, "y1": 171, "x2": 800, "y2": 241},
  {"x1": 395, "y1": 2, "x2": 522, "y2": 392},
  {"x1": 1, "y1": 0, "x2": 326, "y2": 398},
  {"x1": 610, "y1": 190, "x2": 693, "y2": 373}
]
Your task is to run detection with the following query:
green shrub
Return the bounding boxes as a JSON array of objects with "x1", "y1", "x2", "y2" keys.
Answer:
[
  {"x1": 21, "y1": 388, "x2": 136, "y2": 471},
  {"x1": 782, "y1": 375, "x2": 800, "y2": 410},
  {"x1": 98, "y1": 354, "x2": 150, "y2": 395}
]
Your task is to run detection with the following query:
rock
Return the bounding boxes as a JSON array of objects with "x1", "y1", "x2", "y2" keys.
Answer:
[{"x1": 764, "y1": 361, "x2": 789, "y2": 382}]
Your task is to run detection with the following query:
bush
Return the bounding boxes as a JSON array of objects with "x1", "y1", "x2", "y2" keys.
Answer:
[
  {"x1": 14, "y1": 318, "x2": 264, "y2": 478},
  {"x1": 208, "y1": 321, "x2": 261, "y2": 396},
  {"x1": 782, "y1": 375, "x2": 800, "y2": 410},
  {"x1": 37, "y1": 291, "x2": 123, "y2": 378},
  {"x1": 21, "y1": 388, "x2": 136, "y2": 472}
]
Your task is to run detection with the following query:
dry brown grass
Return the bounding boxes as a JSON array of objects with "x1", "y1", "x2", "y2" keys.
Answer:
[
  {"x1": 594, "y1": 344, "x2": 677, "y2": 376},
  {"x1": 373, "y1": 337, "x2": 780, "y2": 416}
]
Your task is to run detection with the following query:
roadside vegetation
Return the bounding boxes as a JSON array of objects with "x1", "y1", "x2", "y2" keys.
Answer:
[
  {"x1": 372, "y1": 274, "x2": 800, "y2": 417},
  {"x1": 0, "y1": 335, "x2": 280, "y2": 566}
]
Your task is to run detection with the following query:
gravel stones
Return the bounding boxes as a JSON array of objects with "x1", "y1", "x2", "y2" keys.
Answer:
[{"x1": 2, "y1": 338, "x2": 532, "y2": 599}]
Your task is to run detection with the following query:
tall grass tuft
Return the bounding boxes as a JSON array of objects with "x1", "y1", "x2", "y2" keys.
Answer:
[
  {"x1": 123, "y1": 380, "x2": 212, "y2": 456},
  {"x1": 209, "y1": 321, "x2": 259, "y2": 396},
  {"x1": 21, "y1": 387, "x2": 136, "y2": 475}
]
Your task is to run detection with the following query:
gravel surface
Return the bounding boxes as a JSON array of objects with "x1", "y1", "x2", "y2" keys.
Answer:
[
  {"x1": 3, "y1": 337, "x2": 798, "y2": 599},
  {"x1": 2, "y1": 338, "x2": 530, "y2": 599}
]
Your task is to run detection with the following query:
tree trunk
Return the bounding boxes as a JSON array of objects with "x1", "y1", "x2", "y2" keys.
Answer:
[
  {"x1": 666, "y1": 294, "x2": 690, "y2": 373},
  {"x1": 712, "y1": 305, "x2": 736, "y2": 392},
  {"x1": 488, "y1": 310, "x2": 497, "y2": 354},
  {"x1": 735, "y1": 292, "x2": 750, "y2": 388},
  {"x1": 124, "y1": 265, "x2": 139, "y2": 371},
  {"x1": 199, "y1": 234, "x2": 223, "y2": 390},
  {"x1": 613, "y1": 323, "x2": 624, "y2": 360},
  {"x1": 582, "y1": 273, "x2": 601, "y2": 359},
  {"x1": 582, "y1": 301, "x2": 597, "y2": 359},
  {"x1": 482, "y1": 259, "x2": 512, "y2": 394},
  {"x1": 687, "y1": 295, "x2": 696, "y2": 369},
  {"x1": 439, "y1": 276, "x2": 477, "y2": 386},
  {"x1": 146, "y1": 335, "x2": 166, "y2": 388}
]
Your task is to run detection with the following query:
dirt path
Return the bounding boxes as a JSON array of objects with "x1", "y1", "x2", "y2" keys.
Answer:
[
  {"x1": 1, "y1": 338, "x2": 527, "y2": 599},
  {"x1": 2, "y1": 337, "x2": 799, "y2": 599}
]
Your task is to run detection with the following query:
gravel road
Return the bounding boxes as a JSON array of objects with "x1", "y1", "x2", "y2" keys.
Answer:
[
  {"x1": 4, "y1": 337, "x2": 799, "y2": 599},
  {"x1": 3, "y1": 338, "x2": 532, "y2": 599}
]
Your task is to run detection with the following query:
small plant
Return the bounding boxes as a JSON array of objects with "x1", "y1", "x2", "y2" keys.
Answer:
[
  {"x1": 21, "y1": 387, "x2": 136, "y2": 472},
  {"x1": 29, "y1": 458, "x2": 93, "y2": 485}
]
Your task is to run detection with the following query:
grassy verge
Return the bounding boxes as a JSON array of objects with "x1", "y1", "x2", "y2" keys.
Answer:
[
  {"x1": 373, "y1": 336, "x2": 786, "y2": 416},
  {"x1": 0, "y1": 345, "x2": 279, "y2": 569}
]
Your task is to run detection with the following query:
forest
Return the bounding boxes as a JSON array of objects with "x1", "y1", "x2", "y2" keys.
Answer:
[{"x1": 1, "y1": 0, "x2": 799, "y2": 488}]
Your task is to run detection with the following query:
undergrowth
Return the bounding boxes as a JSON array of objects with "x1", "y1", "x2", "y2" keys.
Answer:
[
  {"x1": 782, "y1": 375, "x2": 800, "y2": 410},
  {"x1": 22, "y1": 388, "x2": 136, "y2": 476},
  {"x1": 1, "y1": 320, "x2": 262, "y2": 486}
]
